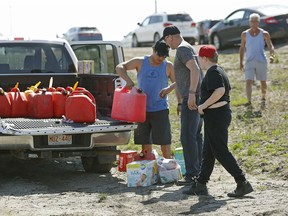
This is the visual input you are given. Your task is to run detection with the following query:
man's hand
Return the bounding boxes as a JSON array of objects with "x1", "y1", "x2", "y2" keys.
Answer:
[
  {"x1": 240, "y1": 62, "x2": 245, "y2": 71},
  {"x1": 159, "y1": 87, "x2": 169, "y2": 98},
  {"x1": 197, "y1": 104, "x2": 205, "y2": 115},
  {"x1": 125, "y1": 80, "x2": 135, "y2": 90},
  {"x1": 188, "y1": 94, "x2": 197, "y2": 110},
  {"x1": 269, "y1": 56, "x2": 274, "y2": 64},
  {"x1": 177, "y1": 104, "x2": 181, "y2": 116}
]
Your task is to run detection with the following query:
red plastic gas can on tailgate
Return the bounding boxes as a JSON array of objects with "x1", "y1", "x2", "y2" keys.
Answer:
[
  {"x1": 28, "y1": 89, "x2": 53, "y2": 118},
  {"x1": 8, "y1": 87, "x2": 28, "y2": 117},
  {"x1": 0, "y1": 88, "x2": 11, "y2": 117},
  {"x1": 65, "y1": 88, "x2": 96, "y2": 123},
  {"x1": 52, "y1": 87, "x2": 69, "y2": 118},
  {"x1": 112, "y1": 86, "x2": 146, "y2": 122}
]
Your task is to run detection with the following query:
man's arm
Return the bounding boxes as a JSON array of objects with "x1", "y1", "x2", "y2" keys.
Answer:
[
  {"x1": 198, "y1": 87, "x2": 225, "y2": 115},
  {"x1": 186, "y1": 58, "x2": 200, "y2": 110},
  {"x1": 263, "y1": 31, "x2": 275, "y2": 63},
  {"x1": 239, "y1": 31, "x2": 246, "y2": 71},
  {"x1": 115, "y1": 57, "x2": 142, "y2": 89},
  {"x1": 159, "y1": 61, "x2": 176, "y2": 97}
]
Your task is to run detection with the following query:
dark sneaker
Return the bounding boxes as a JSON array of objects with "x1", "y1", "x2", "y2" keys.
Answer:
[
  {"x1": 260, "y1": 98, "x2": 266, "y2": 109},
  {"x1": 182, "y1": 182, "x2": 208, "y2": 195},
  {"x1": 177, "y1": 175, "x2": 197, "y2": 186},
  {"x1": 227, "y1": 181, "x2": 254, "y2": 197},
  {"x1": 244, "y1": 101, "x2": 253, "y2": 109},
  {"x1": 244, "y1": 101, "x2": 252, "y2": 107}
]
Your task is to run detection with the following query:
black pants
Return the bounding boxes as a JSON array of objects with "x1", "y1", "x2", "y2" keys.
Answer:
[{"x1": 198, "y1": 104, "x2": 246, "y2": 184}]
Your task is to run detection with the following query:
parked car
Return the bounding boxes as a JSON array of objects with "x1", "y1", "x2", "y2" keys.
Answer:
[
  {"x1": 197, "y1": 19, "x2": 220, "y2": 44},
  {"x1": 63, "y1": 27, "x2": 103, "y2": 43},
  {"x1": 131, "y1": 12, "x2": 198, "y2": 47},
  {"x1": 208, "y1": 4, "x2": 288, "y2": 49}
]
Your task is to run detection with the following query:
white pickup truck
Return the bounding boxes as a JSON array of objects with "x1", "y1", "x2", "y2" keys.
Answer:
[{"x1": 0, "y1": 38, "x2": 136, "y2": 173}]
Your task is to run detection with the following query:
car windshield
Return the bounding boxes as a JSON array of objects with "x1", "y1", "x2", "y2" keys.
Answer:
[
  {"x1": 0, "y1": 43, "x2": 76, "y2": 73},
  {"x1": 256, "y1": 5, "x2": 288, "y2": 15},
  {"x1": 167, "y1": 14, "x2": 192, "y2": 22},
  {"x1": 79, "y1": 27, "x2": 98, "y2": 31}
]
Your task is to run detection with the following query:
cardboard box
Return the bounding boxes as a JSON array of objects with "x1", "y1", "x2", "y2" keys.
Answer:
[
  {"x1": 78, "y1": 60, "x2": 95, "y2": 74},
  {"x1": 118, "y1": 150, "x2": 137, "y2": 172},
  {"x1": 126, "y1": 160, "x2": 157, "y2": 187}
]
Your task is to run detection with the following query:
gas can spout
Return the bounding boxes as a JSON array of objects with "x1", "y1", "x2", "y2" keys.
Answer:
[{"x1": 29, "y1": 81, "x2": 41, "y2": 92}]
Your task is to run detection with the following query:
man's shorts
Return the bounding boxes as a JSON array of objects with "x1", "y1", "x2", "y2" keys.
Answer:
[
  {"x1": 245, "y1": 60, "x2": 267, "y2": 81},
  {"x1": 134, "y1": 109, "x2": 171, "y2": 145}
]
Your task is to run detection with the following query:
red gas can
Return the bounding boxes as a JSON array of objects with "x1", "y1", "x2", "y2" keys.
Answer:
[
  {"x1": 29, "y1": 90, "x2": 53, "y2": 118},
  {"x1": 25, "y1": 91, "x2": 36, "y2": 117},
  {"x1": 52, "y1": 87, "x2": 69, "y2": 118},
  {"x1": 134, "y1": 149, "x2": 156, "y2": 161},
  {"x1": 111, "y1": 86, "x2": 146, "y2": 122},
  {"x1": 8, "y1": 87, "x2": 28, "y2": 117},
  {"x1": 65, "y1": 88, "x2": 96, "y2": 123},
  {"x1": 0, "y1": 88, "x2": 11, "y2": 117}
]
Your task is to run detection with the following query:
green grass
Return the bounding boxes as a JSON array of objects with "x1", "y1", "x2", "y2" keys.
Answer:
[
  {"x1": 223, "y1": 45, "x2": 288, "y2": 180},
  {"x1": 120, "y1": 44, "x2": 288, "y2": 180}
]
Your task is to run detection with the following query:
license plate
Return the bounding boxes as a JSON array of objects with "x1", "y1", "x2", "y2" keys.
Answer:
[{"x1": 48, "y1": 135, "x2": 72, "y2": 145}]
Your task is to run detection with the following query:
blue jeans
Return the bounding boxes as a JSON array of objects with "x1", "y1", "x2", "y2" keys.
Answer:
[{"x1": 180, "y1": 98, "x2": 203, "y2": 176}]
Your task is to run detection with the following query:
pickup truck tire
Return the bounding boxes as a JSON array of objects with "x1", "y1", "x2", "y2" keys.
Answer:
[{"x1": 81, "y1": 156, "x2": 113, "y2": 173}]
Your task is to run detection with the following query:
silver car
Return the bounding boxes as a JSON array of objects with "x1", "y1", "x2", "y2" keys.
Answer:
[{"x1": 63, "y1": 27, "x2": 103, "y2": 43}]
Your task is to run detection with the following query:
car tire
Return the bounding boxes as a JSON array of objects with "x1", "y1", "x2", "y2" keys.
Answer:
[
  {"x1": 212, "y1": 34, "x2": 222, "y2": 50},
  {"x1": 154, "y1": 33, "x2": 161, "y2": 43},
  {"x1": 81, "y1": 156, "x2": 113, "y2": 173},
  {"x1": 132, "y1": 35, "x2": 139, "y2": 47}
]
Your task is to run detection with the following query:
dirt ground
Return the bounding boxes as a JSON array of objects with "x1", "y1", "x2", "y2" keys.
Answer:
[
  {"x1": 1, "y1": 45, "x2": 288, "y2": 216},
  {"x1": 0, "y1": 155, "x2": 287, "y2": 216}
]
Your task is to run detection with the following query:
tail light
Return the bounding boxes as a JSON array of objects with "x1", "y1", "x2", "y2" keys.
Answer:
[
  {"x1": 264, "y1": 17, "x2": 279, "y2": 24},
  {"x1": 14, "y1": 37, "x2": 24, "y2": 40},
  {"x1": 191, "y1": 22, "x2": 196, "y2": 27},
  {"x1": 163, "y1": 22, "x2": 173, "y2": 27}
]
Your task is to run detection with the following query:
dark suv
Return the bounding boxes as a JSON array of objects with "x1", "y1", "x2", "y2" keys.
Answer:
[{"x1": 197, "y1": 19, "x2": 220, "y2": 44}]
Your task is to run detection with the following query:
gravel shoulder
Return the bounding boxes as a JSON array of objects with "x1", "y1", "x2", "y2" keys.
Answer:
[{"x1": 0, "y1": 156, "x2": 287, "y2": 216}]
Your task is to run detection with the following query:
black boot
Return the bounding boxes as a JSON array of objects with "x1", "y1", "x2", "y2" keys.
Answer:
[
  {"x1": 182, "y1": 182, "x2": 208, "y2": 195},
  {"x1": 227, "y1": 180, "x2": 253, "y2": 197}
]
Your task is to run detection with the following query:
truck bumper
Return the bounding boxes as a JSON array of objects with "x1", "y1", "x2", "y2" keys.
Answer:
[{"x1": 0, "y1": 130, "x2": 132, "y2": 151}]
